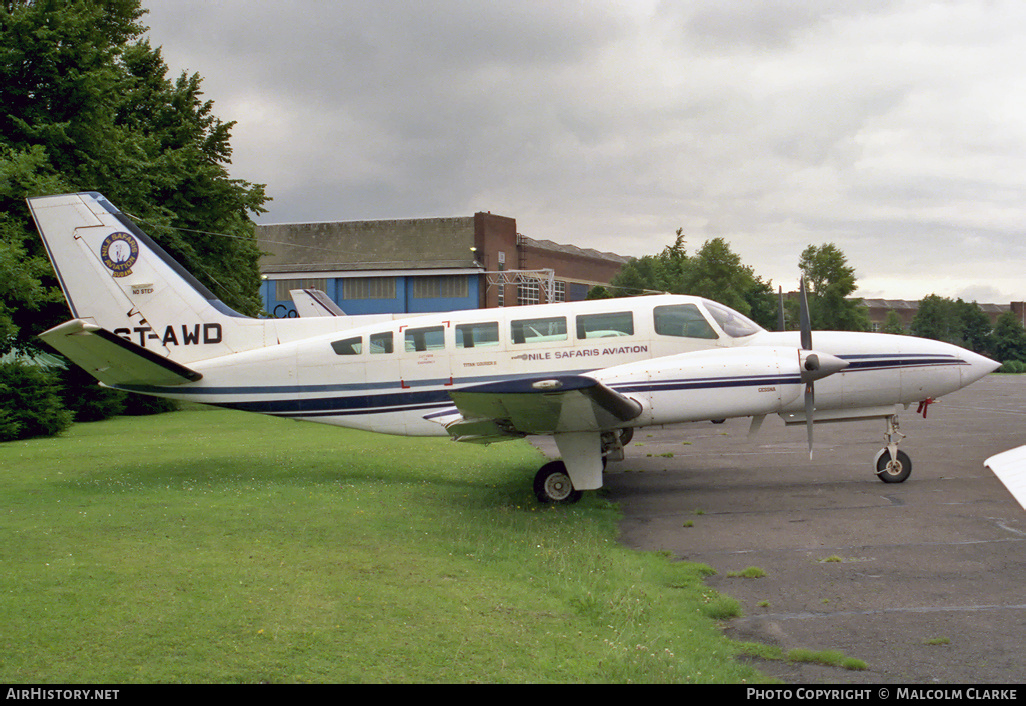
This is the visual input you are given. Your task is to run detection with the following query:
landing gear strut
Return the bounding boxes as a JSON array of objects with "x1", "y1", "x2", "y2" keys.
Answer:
[
  {"x1": 534, "y1": 428, "x2": 635, "y2": 504},
  {"x1": 874, "y1": 415, "x2": 912, "y2": 483}
]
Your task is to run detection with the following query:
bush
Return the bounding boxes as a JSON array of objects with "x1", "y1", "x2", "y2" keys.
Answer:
[
  {"x1": 1000, "y1": 360, "x2": 1025, "y2": 374},
  {"x1": 58, "y1": 365, "x2": 126, "y2": 422},
  {"x1": 121, "y1": 393, "x2": 179, "y2": 415},
  {"x1": 0, "y1": 361, "x2": 73, "y2": 441}
]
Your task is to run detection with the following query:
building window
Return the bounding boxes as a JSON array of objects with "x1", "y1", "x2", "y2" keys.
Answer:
[
  {"x1": 412, "y1": 275, "x2": 468, "y2": 299},
  {"x1": 342, "y1": 277, "x2": 396, "y2": 300},
  {"x1": 275, "y1": 278, "x2": 327, "y2": 301},
  {"x1": 553, "y1": 281, "x2": 566, "y2": 302},
  {"x1": 517, "y1": 282, "x2": 539, "y2": 306}
]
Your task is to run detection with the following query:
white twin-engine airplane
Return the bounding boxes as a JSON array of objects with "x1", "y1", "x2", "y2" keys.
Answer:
[{"x1": 29, "y1": 192, "x2": 1000, "y2": 504}]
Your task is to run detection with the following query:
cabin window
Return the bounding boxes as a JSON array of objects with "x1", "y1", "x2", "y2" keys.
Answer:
[
  {"x1": 704, "y1": 301, "x2": 762, "y2": 338},
  {"x1": 330, "y1": 336, "x2": 362, "y2": 355},
  {"x1": 653, "y1": 304, "x2": 719, "y2": 339},
  {"x1": 576, "y1": 311, "x2": 634, "y2": 339},
  {"x1": 456, "y1": 322, "x2": 499, "y2": 348},
  {"x1": 369, "y1": 331, "x2": 393, "y2": 354},
  {"x1": 511, "y1": 317, "x2": 567, "y2": 344},
  {"x1": 404, "y1": 325, "x2": 445, "y2": 352}
]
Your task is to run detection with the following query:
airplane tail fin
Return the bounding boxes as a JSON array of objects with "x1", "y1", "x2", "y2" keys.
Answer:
[
  {"x1": 28, "y1": 192, "x2": 265, "y2": 363},
  {"x1": 290, "y1": 288, "x2": 346, "y2": 317}
]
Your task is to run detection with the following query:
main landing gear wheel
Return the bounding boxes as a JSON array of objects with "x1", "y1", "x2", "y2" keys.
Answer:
[
  {"x1": 875, "y1": 449, "x2": 912, "y2": 483},
  {"x1": 534, "y1": 461, "x2": 583, "y2": 505}
]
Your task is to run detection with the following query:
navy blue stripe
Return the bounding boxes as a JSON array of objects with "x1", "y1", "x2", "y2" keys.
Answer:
[
  {"x1": 839, "y1": 354, "x2": 966, "y2": 371},
  {"x1": 216, "y1": 388, "x2": 454, "y2": 414},
  {"x1": 613, "y1": 374, "x2": 801, "y2": 394},
  {"x1": 116, "y1": 354, "x2": 969, "y2": 419},
  {"x1": 115, "y1": 369, "x2": 595, "y2": 397}
]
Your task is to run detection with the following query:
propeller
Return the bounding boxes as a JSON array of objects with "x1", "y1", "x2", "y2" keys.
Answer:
[
  {"x1": 800, "y1": 279, "x2": 816, "y2": 457},
  {"x1": 777, "y1": 286, "x2": 786, "y2": 332},
  {"x1": 796, "y1": 278, "x2": 848, "y2": 458}
]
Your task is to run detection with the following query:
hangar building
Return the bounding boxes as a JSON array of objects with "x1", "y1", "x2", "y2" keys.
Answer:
[{"x1": 257, "y1": 212, "x2": 627, "y2": 317}]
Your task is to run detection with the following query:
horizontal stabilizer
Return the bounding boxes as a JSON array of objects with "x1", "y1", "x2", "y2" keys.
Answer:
[
  {"x1": 984, "y1": 445, "x2": 1026, "y2": 511},
  {"x1": 39, "y1": 320, "x2": 202, "y2": 388}
]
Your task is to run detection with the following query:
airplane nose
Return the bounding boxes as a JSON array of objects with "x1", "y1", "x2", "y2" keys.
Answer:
[{"x1": 962, "y1": 350, "x2": 1001, "y2": 385}]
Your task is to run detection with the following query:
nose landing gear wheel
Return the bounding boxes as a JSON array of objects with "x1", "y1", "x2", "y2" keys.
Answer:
[
  {"x1": 875, "y1": 449, "x2": 912, "y2": 483},
  {"x1": 534, "y1": 461, "x2": 583, "y2": 504}
]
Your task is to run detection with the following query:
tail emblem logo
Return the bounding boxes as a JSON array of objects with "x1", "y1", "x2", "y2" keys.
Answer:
[{"x1": 100, "y1": 232, "x2": 139, "y2": 278}]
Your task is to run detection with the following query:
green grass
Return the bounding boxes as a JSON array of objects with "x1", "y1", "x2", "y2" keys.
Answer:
[
  {"x1": 0, "y1": 408, "x2": 772, "y2": 684},
  {"x1": 727, "y1": 567, "x2": 767, "y2": 579},
  {"x1": 785, "y1": 649, "x2": 867, "y2": 671}
]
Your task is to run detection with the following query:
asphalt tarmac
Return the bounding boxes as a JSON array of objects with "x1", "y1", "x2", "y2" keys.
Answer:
[{"x1": 537, "y1": 374, "x2": 1026, "y2": 684}]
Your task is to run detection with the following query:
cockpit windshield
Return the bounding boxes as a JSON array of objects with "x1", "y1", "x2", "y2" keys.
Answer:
[{"x1": 703, "y1": 301, "x2": 763, "y2": 338}]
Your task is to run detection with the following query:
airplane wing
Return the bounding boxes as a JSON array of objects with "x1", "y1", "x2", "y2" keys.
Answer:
[
  {"x1": 984, "y1": 445, "x2": 1026, "y2": 510},
  {"x1": 289, "y1": 288, "x2": 346, "y2": 317},
  {"x1": 431, "y1": 374, "x2": 642, "y2": 443},
  {"x1": 38, "y1": 320, "x2": 202, "y2": 387}
]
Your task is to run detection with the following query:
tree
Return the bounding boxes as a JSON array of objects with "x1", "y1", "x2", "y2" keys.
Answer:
[
  {"x1": 678, "y1": 238, "x2": 775, "y2": 328},
  {"x1": 910, "y1": 295, "x2": 993, "y2": 355},
  {"x1": 0, "y1": 0, "x2": 268, "y2": 436},
  {"x1": 881, "y1": 310, "x2": 906, "y2": 335},
  {"x1": 607, "y1": 230, "x2": 777, "y2": 329},
  {"x1": 606, "y1": 228, "x2": 686, "y2": 296},
  {"x1": 992, "y1": 311, "x2": 1026, "y2": 363},
  {"x1": 798, "y1": 244, "x2": 870, "y2": 331},
  {"x1": 0, "y1": 0, "x2": 268, "y2": 353},
  {"x1": 910, "y1": 294, "x2": 960, "y2": 342},
  {"x1": 956, "y1": 299, "x2": 994, "y2": 355}
]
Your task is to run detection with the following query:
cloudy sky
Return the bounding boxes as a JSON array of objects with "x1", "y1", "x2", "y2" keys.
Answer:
[{"x1": 143, "y1": 0, "x2": 1026, "y2": 303}]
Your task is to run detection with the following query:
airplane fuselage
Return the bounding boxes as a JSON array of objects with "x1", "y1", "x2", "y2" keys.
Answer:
[{"x1": 115, "y1": 294, "x2": 995, "y2": 437}]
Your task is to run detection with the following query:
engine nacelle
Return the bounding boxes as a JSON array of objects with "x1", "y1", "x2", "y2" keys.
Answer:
[{"x1": 593, "y1": 347, "x2": 813, "y2": 427}]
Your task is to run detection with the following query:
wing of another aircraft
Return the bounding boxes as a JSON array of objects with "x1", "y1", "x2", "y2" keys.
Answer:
[
  {"x1": 39, "y1": 320, "x2": 202, "y2": 387},
  {"x1": 984, "y1": 445, "x2": 1026, "y2": 510},
  {"x1": 433, "y1": 375, "x2": 642, "y2": 443}
]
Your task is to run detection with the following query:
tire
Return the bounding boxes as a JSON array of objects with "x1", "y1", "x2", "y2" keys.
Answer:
[
  {"x1": 533, "y1": 461, "x2": 583, "y2": 504},
  {"x1": 875, "y1": 449, "x2": 912, "y2": 483}
]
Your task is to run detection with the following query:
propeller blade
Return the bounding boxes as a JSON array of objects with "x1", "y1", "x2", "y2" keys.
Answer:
[
  {"x1": 778, "y1": 286, "x2": 785, "y2": 332},
  {"x1": 805, "y1": 383, "x2": 815, "y2": 459},
  {"x1": 798, "y1": 278, "x2": 821, "y2": 458},
  {"x1": 799, "y1": 277, "x2": 812, "y2": 351}
]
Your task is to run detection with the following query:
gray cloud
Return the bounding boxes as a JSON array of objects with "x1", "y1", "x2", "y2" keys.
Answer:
[{"x1": 142, "y1": 0, "x2": 1026, "y2": 302}]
